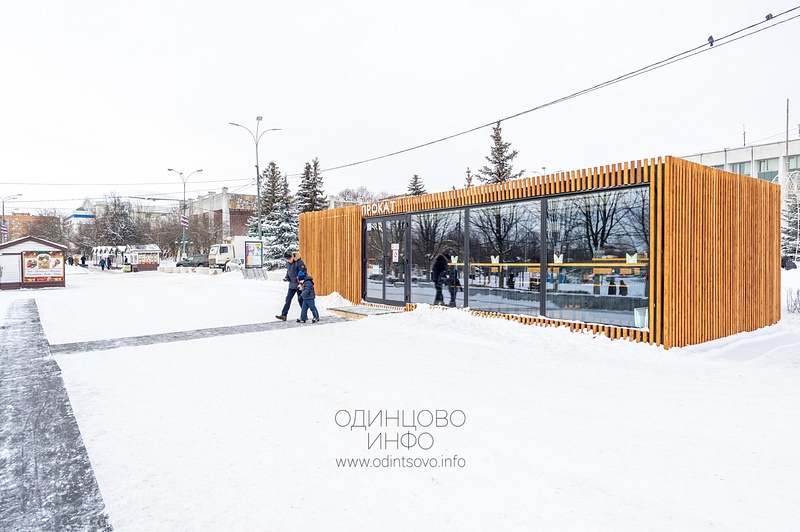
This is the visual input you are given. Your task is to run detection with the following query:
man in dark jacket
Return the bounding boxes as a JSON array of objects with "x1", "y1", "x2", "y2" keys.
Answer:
[{"x1": 276, "y1": 251, "x2": 306, "y2": 320}]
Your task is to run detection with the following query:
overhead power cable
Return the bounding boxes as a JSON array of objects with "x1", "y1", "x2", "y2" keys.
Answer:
[
  {"x1": 0, "y1": 178, "x2": 251, "y2": 187},
  {"x1": 14, "y1": 185, "x2": 242, "y2": 206},
  {"x1": 289, "y1": 6, "x2": 800, "y2": 178}
]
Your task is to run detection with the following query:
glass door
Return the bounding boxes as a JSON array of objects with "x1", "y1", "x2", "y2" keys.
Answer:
[
  {"x1": 364, "y1": 216, "x2": 407, "y2": 305},
  {"x1": 365, "y1": 220, "x2": 384, "y2": 301}
]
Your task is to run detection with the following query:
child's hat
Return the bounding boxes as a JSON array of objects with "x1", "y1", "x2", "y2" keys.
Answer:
[{"x1": 298, "y1": 270, "x2": 306, "y2": 279}]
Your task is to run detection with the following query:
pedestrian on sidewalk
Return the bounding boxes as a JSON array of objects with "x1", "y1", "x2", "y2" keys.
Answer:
[
  {"x1": 296, "y1": 270, "x2": 319, "y2": 323},
  {"x1": 275, "y1": 250, "x2": 306, "y2": 321},
  {"x1": 99, "y1": 258, "x2": 106, "y2": 271}
]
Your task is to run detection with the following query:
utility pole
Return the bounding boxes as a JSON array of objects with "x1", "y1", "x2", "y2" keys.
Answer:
[
  {"x1": 229, "y1": 117, "x2": 281, "y2": 243},
  {"x1": 787, "y1": 99, "x2": 790, "y2": 177},
  {"x1": 1, "y1": 194, "x2": 21, "y2": 243},
  {"x1": 167, "y1": 168, "x2": 203, "y2": 259}
]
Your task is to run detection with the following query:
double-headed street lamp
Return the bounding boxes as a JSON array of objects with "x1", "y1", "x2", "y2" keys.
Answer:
[
  {"x1": 1, "y1": 194, "x2": 21, "y2": 243},
  {"x1": 229, "y1": 117, "x2": 280, "y2": 241},
  {"x1": 167, "y1": 168, "x2": 203, "y2": 259}
]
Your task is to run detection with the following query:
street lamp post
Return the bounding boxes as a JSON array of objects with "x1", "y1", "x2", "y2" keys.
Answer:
[
  {"x1": 1, "y1": 194, "x2": 21, "y2": 243},
  {"x1": 229, "y1": 117, "x2": 280, "y2": 241},
  {"x1": 167, "y1": 168, "x2": 203, "y2": 259}
]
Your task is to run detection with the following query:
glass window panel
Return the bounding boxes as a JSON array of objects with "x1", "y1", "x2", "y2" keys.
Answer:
[
  {"x1": 729, "y1": 161, "x2": 751, "y2": 176},
  {"x1": 758, "y1": 158, "x2": 779, "y2": 181},
  {"x1": 409, "y1": 210, "x2": 465, "y2": 307},
  {"x1": 545, "y1": 187, "x2": 650, "y2": 328},
  {"x1": 468, "y1": 200, "x2": 541, "y2": 315},
  {"x1": 758, "y1": 158, "x2": 778, "y2": 172},
  {"x1": 788, "y1": 155, "x2": 799, "y2": 172}
]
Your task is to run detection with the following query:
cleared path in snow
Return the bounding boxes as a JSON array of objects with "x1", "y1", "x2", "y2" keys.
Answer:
[
  {"x1": 0, "y1": 299, "x2": 113, "y2": 531},
  {"x1": 49, "y1": 315, "x2": 350, "y2": 355}
]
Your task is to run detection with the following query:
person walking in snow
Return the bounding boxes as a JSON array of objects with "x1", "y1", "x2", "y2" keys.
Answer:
[
  {"x1": 296, "y1": 270, "x2": 319, "y2": 323},
  {"x1": 276, "y1": 250, "x2": 306, "y2": 321},
  {"x1": 99, "y1": 257, "x2": 106, "y2": 271}
]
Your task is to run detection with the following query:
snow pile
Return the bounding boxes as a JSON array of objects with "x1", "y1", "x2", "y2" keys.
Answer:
[
  {"x1": 316, "y1": 291, "x2": 352, "y2": 309},
  {"x1": 65, "y1": 264, "x2": 91, "y2": 275},
  {"x1": 12, "y1": 270, "x2": 798, "y2": 530}
]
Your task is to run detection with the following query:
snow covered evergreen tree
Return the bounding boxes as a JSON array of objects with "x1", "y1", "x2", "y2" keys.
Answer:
[
  {"x1": 465, "y1": 167, "x2": 474, "y2": 188},
  {"x1": 782, "y1": 191, "x2": 800, "y2": 259},
  {"x1": 296, "y1": 158, "x2": 327, "y2": 213},
  {"x1": 407, "y1": 174, "x2": 427, "y2": 195},
  {"x1": 263, "y1": 176, "x2": 299, "y2": 262},
  {"x1": 477, "y1": 121, "x2": 525, "y2": 184},
  {"x1": 248, "y1": 161, "x2": 284, "y2": 237},
  {"x1": 261, "y1": 161, "x2": 283, "y2": 214}
]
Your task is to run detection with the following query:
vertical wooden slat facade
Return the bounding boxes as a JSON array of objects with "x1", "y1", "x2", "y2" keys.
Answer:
[
  {"x1": 300, "y1": 156, "x2": 781, "y2": 348},
  {"x1": 299, "y1": 205, "x2": 362, "y2": 305}
]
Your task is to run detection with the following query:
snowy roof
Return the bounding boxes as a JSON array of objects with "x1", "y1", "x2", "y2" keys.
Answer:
[
  {"x1": 125, "y1": 244, "x2": 161, "y2": 253},
  {"x1": 92, "y1": 245, "x2": 127, "y2": 255},
  {"x1": 0, "y1": 235, "x2": 68, "y2": 251}
]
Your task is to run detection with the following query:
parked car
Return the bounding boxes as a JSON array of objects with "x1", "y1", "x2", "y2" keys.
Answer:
[
  {"x1": 225, "y1": 257, "x2": 245, "y2": 272},
  {"x1": 176, "y1": 254, "x2": 209, "y2": 267}
]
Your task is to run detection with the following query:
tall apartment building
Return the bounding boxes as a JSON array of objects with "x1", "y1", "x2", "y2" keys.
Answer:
[{"x1": 3, "y1": 212, "x2": 36, "y2": 241}]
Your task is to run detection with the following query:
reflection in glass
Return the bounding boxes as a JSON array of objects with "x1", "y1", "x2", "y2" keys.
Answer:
[
  {"x1": 363, "y1": 185, "x2": 650, "y2": 329},
  {"x1": 468, "y1": 200, "x2": 541, "y2": 315},
  {"x1": 365, "y1": 221, "x2": 383, "y2": 300},
  {"x1": 410, "y1": 210, "x2": 464, "y2": 307},
  {"x1": 545, "y1": 187, "x2": 650, "y2": 327},
  {"x1": 384, "y1": 219, "x2": 407, "y2": 303}
]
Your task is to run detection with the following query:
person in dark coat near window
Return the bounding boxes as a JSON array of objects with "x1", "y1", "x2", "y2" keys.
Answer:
[
  {"x1": 276, "y1": 251, "x2": 306, "y2": 321},
  {"x1": 431, "y1": 253, "x2": 449, "y2": 305}
]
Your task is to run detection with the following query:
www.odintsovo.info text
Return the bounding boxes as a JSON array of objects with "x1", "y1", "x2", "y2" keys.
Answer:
[{"x1": 335, "y1": 455, "x2": 466, "y2": 468}]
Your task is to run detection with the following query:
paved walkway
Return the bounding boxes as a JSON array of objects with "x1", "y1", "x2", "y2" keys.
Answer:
[
  {"x1": 1, "y1": 299, "x2": 349, "y2": 530},
  {"x1": 0, "y1": 299, "x2": 113, "y2": 531},
  {"x1": 49, "y1": 315, "x2": 349, "y2": 355}
]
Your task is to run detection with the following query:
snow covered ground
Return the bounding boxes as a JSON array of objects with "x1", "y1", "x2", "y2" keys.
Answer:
[{"x1": 3, "y1": 265, "x2": 800, "y2": 530}]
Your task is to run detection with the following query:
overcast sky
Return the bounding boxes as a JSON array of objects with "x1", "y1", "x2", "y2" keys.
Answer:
[{"x1": 2, "y1": 1, "x2": 799, "y2": 213}]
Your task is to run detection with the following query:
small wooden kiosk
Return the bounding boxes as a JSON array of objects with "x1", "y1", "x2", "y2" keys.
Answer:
[
  {"x1": 300, "y1": 157, "x2": 781, "y2": 348},
  {"x1": 124, "y1": 244, "x2": 161, "y2": 272},
  {"x1": 0, "y1": 236, "x2": 67, "y2": 290}
]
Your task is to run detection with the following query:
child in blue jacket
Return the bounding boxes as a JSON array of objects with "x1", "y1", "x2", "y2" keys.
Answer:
[{"x1": 297, "y1": 271, "x2": 319, "y2": 323}]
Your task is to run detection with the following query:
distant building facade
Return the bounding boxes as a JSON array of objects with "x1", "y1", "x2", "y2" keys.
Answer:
[
  {"x1": 2, "y1": 212, "x2": 61, "y2": 241},
  {"x1": 3, "y1": 212, "x2": 36, "y2": 241},
  {"x1": 682, "y1": 139, "x2": 800, "y2": 183},
  {"x1": 62, "y1": 199, "x2": 96, "y2": 232},
  {"x1": 187, "y1": 187, "x2": 256, "y2": 238}
]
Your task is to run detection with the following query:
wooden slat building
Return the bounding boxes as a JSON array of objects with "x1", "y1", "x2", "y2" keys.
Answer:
[{"x1": 300, "y1": 156, "x2": 781, "y2": 348}]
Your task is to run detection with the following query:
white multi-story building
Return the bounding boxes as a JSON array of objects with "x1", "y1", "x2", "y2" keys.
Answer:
[
  {"x1": 682, "y1": 139, "x2": 800, "y2": 183},
  {"x1": 62, "y1": 199, "x2": 96, "y2": 232}
]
